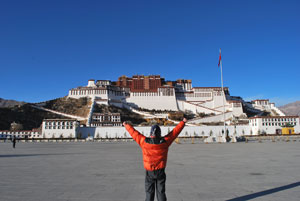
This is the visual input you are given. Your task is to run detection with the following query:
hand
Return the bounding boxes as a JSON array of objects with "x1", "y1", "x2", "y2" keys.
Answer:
[
  {"x1": 183, "y1": 118, "x2": 187, "y2": 123},
  {"x1": 123, "y1": 122, "x2": 127, "y2": 127}
]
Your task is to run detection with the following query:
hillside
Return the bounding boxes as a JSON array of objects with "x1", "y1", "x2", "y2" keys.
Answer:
[
  {"x1": 0, "y1": 97, "x2": 92, "y2": 131},
  {"x1": 279, "y1": 101, "x2": 300, "y2": 116},
  {"x1": 0, "y1": 98, "x2": 25, "y2": 108},
  {"x1": 0, "y1": 104, "x2": 68, "y2": 131},
  {"x1": 43, "y1": 97, "x2": 91, "y2": 117},
  {"x1": 0, "y1": 96, "x2": 148, "y2": 130}
]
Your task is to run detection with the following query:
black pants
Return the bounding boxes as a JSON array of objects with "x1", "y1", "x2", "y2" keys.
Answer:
[{"x1": 145, "y1": 168, "x2": 167, "y2": 201}]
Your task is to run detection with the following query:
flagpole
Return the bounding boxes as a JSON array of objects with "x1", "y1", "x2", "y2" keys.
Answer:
[{"x1": 219, "y1": 49, "x2": 227, "y2": 142}]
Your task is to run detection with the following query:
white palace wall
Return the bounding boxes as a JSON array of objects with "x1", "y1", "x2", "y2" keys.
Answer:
[
  {"x1": 68, "y1": 88, "x2": 109, "y2": 100},
  {"x1": 177, "y1": 101, "x2": 221, "y2": 114},
  {"x1": 126, "y1": 93, "x2": 178, "y2": 111}
]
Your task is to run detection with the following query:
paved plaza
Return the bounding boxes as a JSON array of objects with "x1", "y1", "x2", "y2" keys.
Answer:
[{"x1": 0, "y1": 140, "x2": 299, "y2": 201}]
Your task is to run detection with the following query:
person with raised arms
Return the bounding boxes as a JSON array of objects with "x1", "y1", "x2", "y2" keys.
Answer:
[{"x1": 123, "y1": 118, "x2": 187, "y2": 201}]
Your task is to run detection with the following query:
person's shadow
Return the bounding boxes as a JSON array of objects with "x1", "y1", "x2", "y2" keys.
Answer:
[{"x1": 227, "y1": 181, "x2": 300, "y2": 201}]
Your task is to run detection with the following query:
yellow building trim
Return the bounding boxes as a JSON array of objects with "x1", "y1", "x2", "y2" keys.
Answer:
[{"x1": 282, "y1": 127, "x2": 295, "y2": 135}]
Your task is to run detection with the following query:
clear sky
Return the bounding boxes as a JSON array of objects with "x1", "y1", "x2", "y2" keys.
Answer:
[{"x1": 1, "y1": 0, "x2": 299, "y2": 106}]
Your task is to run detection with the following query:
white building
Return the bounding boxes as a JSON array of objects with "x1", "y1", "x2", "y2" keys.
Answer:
[
  {"x1": 251, "y1": 99, "x2": 271, "y2": 110},
  {"x1": 249, "y1": 116, "x2": 300, "y2": 135},
  {"x1": 42, "y1": 119, "x2": 79, "y2": 138},
  {"x1": 0, "y1": 129, "x2": 41, "y2": 139},
  {"x1": 251, "y1": 99, "x2": 285, "y2": 116},
  {"x1": 90, "y1": 113, "x2": 122, "y2": 127}
]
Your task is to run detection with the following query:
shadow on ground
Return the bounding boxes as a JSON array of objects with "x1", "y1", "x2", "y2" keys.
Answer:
[{"x1": 227, "y1": 181, "x2": 300, "y2": 201}]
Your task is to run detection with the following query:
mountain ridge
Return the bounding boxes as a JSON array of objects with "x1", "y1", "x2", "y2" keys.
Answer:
[
  {"x1": 279, "y1": 101, "x2": 300, "y2": 116},
  {"x1": 0, "y1": 98, "x2": 26, "y2": 108}
]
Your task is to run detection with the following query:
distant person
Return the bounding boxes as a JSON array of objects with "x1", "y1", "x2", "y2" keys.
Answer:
[
  {"x1": 12, "y1": 136, "x2": 17, "y2": 148},
  {"x1": 123, "y1": 118, "x2": 187, "y2": 201}
]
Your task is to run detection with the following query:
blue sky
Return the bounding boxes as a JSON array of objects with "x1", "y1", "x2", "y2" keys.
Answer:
[{"x1": 1, "y1": 0, "x2": 299, "y2": 106}]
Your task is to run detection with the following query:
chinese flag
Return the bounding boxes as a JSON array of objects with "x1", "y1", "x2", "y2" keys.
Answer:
[{"x1": 218, "y1": 49, "x2": 221, "y2": 67}]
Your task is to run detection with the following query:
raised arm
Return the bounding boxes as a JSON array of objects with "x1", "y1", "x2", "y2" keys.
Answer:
[
  {"x1": 123, "y1": 122, "x2": 145, "y2": 147},
  {"x1": 164, "y1": 118, "x2": 187, "y2": 146}
]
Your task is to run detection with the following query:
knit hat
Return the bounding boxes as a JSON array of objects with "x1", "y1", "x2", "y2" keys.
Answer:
[{"x1": 150, "y1": 124, "x2": 161, "y2": 138}]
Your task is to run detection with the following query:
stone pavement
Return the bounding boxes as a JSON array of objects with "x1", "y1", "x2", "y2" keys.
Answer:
[{"x1": 0, "y1": 141, "x2": 299, "y2": 201}]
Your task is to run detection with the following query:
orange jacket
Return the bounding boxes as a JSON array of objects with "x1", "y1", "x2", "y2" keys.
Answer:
[{"x1": 125, "y1": 121, "x2": 185, "y2": 171}]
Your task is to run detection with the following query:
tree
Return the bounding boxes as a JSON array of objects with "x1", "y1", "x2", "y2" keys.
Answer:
[
  {"x1": 10, "y1": 122, "x2": 23, "y2": 131},
  {"x1": 282, "y1": 123, "x2": 294, "y2": 127}
]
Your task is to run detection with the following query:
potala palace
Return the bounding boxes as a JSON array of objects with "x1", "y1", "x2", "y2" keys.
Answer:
[
  {"x1": 68, "y1": 75, "x2": 283, "y2": 120},
  {"x1": 0, "y1": 75, "x2": 299, "y2": 141}
]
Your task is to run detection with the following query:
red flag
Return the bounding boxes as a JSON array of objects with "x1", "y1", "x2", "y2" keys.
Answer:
[{"x1": 218, "y1": 49, "x2": 221, "y2": 67}]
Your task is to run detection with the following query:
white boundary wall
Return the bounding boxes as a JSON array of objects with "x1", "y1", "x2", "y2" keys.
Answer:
[{"x1": 77, "y1": 125, "x2": 251, "y2": 139}]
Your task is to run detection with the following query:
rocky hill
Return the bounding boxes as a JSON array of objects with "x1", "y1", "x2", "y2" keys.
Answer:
[
  {"x1": 42, "y1": 97, "x2": 91, "y2": 117},
  {"x1": 279, "y1": 101, "x2": 300, "y2": 116}
]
